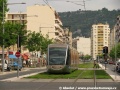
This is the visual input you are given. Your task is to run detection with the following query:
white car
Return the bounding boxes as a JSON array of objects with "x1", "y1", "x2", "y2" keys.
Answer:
[{"x1": 0, "y1": 59, "x2": 9, "y2": 71}]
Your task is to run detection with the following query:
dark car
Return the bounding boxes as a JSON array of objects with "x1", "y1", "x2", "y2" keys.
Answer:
[{"x1": 116, "y1": 61, "x2": 120, "y2": 72}]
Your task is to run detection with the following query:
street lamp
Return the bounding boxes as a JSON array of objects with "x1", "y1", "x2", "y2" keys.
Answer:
[{"x1": 2, "y1": 2, "x2": 26, "y2": 72}]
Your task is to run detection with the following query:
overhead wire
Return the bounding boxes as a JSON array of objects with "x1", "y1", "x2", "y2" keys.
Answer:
[{"x1": 43, "y1": 0, "x2": 55, "y2": 12}]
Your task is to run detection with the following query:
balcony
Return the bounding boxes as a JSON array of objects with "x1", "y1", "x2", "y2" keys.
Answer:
[
  {"x1": 55, "y1": 24, "x2": 63, "y2": 32},
  {"x1": 55, "y1": 18, "x2": 62, "y2": 26}
]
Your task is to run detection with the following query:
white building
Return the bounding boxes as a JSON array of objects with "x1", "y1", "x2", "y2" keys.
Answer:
[{"x1": 77, "y1": 37, "x2": 90, "y2": 55}]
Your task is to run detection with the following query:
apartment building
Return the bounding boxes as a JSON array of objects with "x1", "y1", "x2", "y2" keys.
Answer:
[
  {"x1": 91, "y1": 23, "x2": 110, "y2": 59},
  {"x1": 5, "y1": 12, "x2": 27, "y2": 24},
  {"x1": 108, "y1": 15, "x2": 120, "y2": 53},
  {"x1": 108, "y1": 26, "x2": 116, "y2": 52},
  {"x1": 1, "y1": 5, "x2": 65, "y2": 53},
  {"x1": 77, "y1": 37, "x2": 90, "y2": 55},
  {"x1": 115, "y1": 15, "x2": 120, "y2": 42},
  {"x1": 3, "y1": 12, "x2": 27, "y2": 53},
  {"x1": 27, "y1": 4, "x2": 64, "y2": 42}
]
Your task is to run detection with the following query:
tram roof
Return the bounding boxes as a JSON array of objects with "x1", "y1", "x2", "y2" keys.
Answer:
[{"x1": 48, "y1": 44, "x2": 68, "y2": 47}]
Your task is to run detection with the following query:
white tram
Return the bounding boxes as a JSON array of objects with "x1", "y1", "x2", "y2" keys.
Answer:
[{"x1": 47, "y1": 44, "x2": 79, "y2": 73}]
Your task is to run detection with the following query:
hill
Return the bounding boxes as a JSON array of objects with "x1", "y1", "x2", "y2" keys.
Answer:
[{"x1": 58, "y1": 8, "x2": 120, "y2": 38}]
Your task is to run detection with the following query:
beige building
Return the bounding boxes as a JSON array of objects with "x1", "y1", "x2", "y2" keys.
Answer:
[
  {"x1": 109, "y1": 15, "x2": 120, "y2": 52},
  {"x1": 77, "y1": 37, "x2": 90, "y2": 55},
  {"x1": 3, "y1": 5, "x2": 65, "y2": 54},
  {"x1": 91, "y1": 23, "x2": 110, "y2": 59},
  {"x1": 3, "y1": 12, "x2": 27, "y2": 53},
  {"x1": 27, "y1": 4, "x2": 64, "y2": 42},
  {"x1": 108, "y1": 26, "x2": 116, "y2": 52},
  {"x1": 115, "y1": 15, "x2": 120, "y2": 42}
]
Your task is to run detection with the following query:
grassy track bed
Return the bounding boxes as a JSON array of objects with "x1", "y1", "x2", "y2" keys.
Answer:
[
  {"x1": 79, "y1": 62, "x2": 94, "y2": 68},
  {"x1": 26, "y1": 70, "x2": 111, "y2": 79}
]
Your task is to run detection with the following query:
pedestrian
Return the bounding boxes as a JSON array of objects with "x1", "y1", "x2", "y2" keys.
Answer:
[{"x1": 93, "y1": 60, "x2": 99, "y2": 68}]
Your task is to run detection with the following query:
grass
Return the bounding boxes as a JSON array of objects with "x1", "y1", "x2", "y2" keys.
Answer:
[
  {"x1": 96, "y1": 70, "x2": 112, "y2": 79},
  {"x1": 26, "y1": 70, "x2": 111, "y2": 79},
  {"x1": 80, "y1": 70, "x2": 111, "y2": 79},
  {"x1": 80, "y1": 70, "x2": 94, "y2": 79},
  {"x1": 26, "y1": 70, "x2": 83, "y2": 79},
  {"x1": 78, "y1": 62, "x2": 94, "y2": 68}
]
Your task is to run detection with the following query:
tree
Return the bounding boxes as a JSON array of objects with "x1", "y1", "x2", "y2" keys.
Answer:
[
  {"x1": 40, "y1": 34, "x2": 53, "y2": 53},
  {"x1": 0, "y1": 0, "x2": 8, "y2": 22},
  {"x1": 0, "y1": 22, "x2": 28, "y2": 49},
  {"x1": 83, "y1": 54, "x2": 91, "y2": 60},
  {"x1": 109, "y1": 43, "x2": 120, "y2": 59},
  {"x1": 26, "y1": 31, "x2": 53, "y2": 54}
]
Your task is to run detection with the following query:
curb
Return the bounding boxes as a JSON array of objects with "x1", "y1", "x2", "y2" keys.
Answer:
[{"x1": 1, "y1": 70, "x2": 47, "y2": 82}]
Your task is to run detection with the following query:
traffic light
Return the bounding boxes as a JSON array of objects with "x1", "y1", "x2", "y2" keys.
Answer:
[{"x1": 103, "y1": 46, "x2": 108, "y2": 53}]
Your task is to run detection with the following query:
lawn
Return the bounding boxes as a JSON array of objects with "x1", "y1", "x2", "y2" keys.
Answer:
[
  {"x1": 96, "y1": 70, "x2": 111, "y2": 79},
  {"x1": 25, "y1": 70, "x2": 111, "y2": 79},
  {"x1": 78, "y1": 62, "x2": 94, "y2": 68},
  {"x1": 79, "y1": 70, "x2": 111, "y2": 79},
  {"x1": 26, "y1": 70, "x2": 83, "y2": 79}
]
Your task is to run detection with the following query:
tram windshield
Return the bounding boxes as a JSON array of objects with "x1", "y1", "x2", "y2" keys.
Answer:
[{"x1": 49, "y1": 47, "x2": 67, "y2": 65}]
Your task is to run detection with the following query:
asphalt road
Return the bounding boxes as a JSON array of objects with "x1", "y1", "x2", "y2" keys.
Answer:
[
  {"x1": 0, "y1": 68, "x2": 46, "y2": 80},
  {"x1": 0, "y1": 65, "x2": 120, "y2": 90},
  {"x1": 0, "y1": 81, "x2": 120, "y2": 90}
]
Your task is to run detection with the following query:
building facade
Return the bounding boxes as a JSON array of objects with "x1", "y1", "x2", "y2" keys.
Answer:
[
  {"x1": 77, "y1": 37, "x2": 90, "y2": 55},
  {"x1": 115, "y1": 15, "x2": 120, "y2": 42},
  {"x1": 2, "y1": 5, "x2": 65, "y2": 53},
  {"x1": 91, "y1": 23, "x2": 110, "y2": 59},
  {"x1": 27, "y1": 4, "x2": 64, "y2": 42},
  {"x1": 4, "y1": 12, "x2": 27, "y2": 53},
  {"x1": 108, "y1": 26, "x2": 116, "y2": 52}
]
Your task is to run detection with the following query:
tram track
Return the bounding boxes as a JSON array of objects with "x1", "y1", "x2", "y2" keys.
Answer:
[
  {"x1": 35, "y1": 78, "x2": 57, "y2": 90},
  {"x1": 70, "y1": 69, "x2": 86, "y2": 86},
  {"x1": 69, "y1": 68, "x2": 97, "y2": 89},
  {"x1": 94, "y1": 68, "x2": 97, "y2": 90}
]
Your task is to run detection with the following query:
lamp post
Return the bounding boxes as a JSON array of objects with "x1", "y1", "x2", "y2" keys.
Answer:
[{"x1": 2, "y1": 2, "x2": 26, "y2": 72}]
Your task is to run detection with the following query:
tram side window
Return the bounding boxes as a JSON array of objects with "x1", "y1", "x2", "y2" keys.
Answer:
[{"x1": 66, "y1": 49, "x2": 70, "y2": 65}]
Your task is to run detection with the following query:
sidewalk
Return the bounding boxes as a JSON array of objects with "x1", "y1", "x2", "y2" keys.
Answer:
[
  {"x1": 0, "y1": 67, "x2": 46, "y2": 75},
  {"x1": 99, "y1": 63, "x2": 120, "y2": 82},
  {"x1": 0, "y1": 67, "x2": 30, "y2": 75},
  {"x1": 0, "y1": 67, "x2": 47, "y2": 81}
]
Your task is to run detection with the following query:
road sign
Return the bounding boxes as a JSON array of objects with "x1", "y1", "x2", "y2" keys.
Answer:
[{"x1": 15, "y1": 52, "x2": 21, "y2": 57}]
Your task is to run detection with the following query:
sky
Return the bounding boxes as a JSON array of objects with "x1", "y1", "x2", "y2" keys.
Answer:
[{"x1": 7, "y1": 0, "x2": 120, "y2": 12}]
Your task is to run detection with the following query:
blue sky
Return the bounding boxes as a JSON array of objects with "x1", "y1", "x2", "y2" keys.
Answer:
[{"x1": 8, "y1": 0, "x2": 120, "y2": 12}]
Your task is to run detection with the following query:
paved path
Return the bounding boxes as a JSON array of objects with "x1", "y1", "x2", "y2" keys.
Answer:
[{"x1": 99, "y1": 63, "x2": 120, "y2": 82}]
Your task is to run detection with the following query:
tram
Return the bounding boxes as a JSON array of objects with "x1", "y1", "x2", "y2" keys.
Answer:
[{"x1": 47, "y1": 44, "x2": 79, "y2": 74}]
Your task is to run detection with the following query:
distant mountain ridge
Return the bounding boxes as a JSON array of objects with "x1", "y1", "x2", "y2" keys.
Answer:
[{"x1": 58, "y1": 8, "x2": 120, "y2": 38}]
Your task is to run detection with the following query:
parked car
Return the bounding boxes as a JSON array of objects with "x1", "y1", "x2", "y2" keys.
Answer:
[
  {"x1": 108, "y1": 60, "x2": 115, "y2": 64},
  {"x1": 116, "y1": 60, "x2": 120, "y2": 72},
  {"x1": 0, "y1": 59, "x2": 11, "y2": 71}
]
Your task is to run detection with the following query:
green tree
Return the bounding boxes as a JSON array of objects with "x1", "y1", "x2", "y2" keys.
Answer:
[
  {"x1": 41, "y1": 34, "x2": 53, "y2": 53},
  {"x1": 0, "y1": 0, "x2": 8, "y2": 22},
  {"x1": 83, "y1": 54, "x2": 91, "y2": 60},
  {"x1": 26, "y1": 31, "x2": 53, "y2": 54},
  {"x1": 0, "y1": 22, "x2": 27, "y2": 49},
  {"x1": 109, "y1": 43, "x2": 120, "y2": 59}
]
